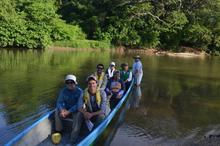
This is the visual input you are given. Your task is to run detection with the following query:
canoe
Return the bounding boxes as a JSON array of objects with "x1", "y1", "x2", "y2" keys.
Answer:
[{"x1": 5, "y1": 80, "x2": 134, "y2": 146}]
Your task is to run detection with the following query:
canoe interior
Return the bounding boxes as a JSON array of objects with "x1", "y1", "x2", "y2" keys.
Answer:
[{"x1": 6, "y1": 80, "x2": 134, "y2": 146}]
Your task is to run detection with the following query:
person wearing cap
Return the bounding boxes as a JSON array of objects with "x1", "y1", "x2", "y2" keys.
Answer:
[
  {"x1": 132, "y1": 55, "x2": 143, "y2": 86},
  {"x1": 105, "y1": 70, "x2": 125, "y2": 109},
  {"x1": 94, "y1": 64, "x2": 108, "y2": 90},
  {"x1": 105, "y1": 62, "x2": 116, "y2": 79},
  {"x1": 55, "y1": 74, "x2": 83, "y2": 144},
  {"x1": 120, "y1": 63, "x2": 132, "y2": 90},
  {"x1": 79, "y1": 75, "x2": 110, "y2": 128}
]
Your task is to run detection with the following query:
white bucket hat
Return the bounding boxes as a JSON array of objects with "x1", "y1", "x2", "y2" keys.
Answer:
[
  {"x1": 65, "y1": 74, "x2": 77, "y2": 84},
  {"x1": 110, "y1": 62, "x2": 116, "y2": 66}
]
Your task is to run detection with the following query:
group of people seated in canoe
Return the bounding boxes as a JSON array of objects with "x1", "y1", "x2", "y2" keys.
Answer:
[{"x1": 54, "y1": 56, "x2": 143, "y2": 144}]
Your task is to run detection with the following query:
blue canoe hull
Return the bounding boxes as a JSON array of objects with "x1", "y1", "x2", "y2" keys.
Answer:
[{"x1": 6, "y1": 80, "x2": 134, "y2": 146}]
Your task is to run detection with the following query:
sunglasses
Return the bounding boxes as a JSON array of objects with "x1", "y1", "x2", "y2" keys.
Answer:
[
  {"x1": 66, "y1": 81, "x2": 75, "y2": 85},
  {"x1": 97, "y1": 67, "x2": 104, "y2": 70}
]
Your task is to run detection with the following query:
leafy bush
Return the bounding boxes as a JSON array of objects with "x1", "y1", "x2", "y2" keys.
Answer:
[
  {"x1": 183, "y1": 24, "x2": 212, "y2": 50},
  {"x1": 53, "y1": 40, "x2": 111, "y2": 49},
  {"x1": 0, "y1": 0, "x2": 88, "y2": 49}
]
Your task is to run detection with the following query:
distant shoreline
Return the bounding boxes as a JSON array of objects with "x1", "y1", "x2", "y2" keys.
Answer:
[
  {"x1": 48, "y1": 46, "x2": 208, "y2": 58},
  {"x1": 117, "y1": 47, "x2": 209, "y2": 58}
]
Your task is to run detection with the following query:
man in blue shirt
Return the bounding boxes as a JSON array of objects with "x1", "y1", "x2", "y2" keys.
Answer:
[
  {"x1": 55, "y1": 74, "x2": 83, "y2": 144},
  {"x1": 132, "y1": 55, "x2": 143, "y2": 86}
]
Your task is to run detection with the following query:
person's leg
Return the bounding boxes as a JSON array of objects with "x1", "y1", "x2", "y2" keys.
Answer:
[
  {"x1": 105, "y1": 102, "x2": 111, "y2": 116},
  {"x1": 110, "y1": 94, "x2": 117, "y2": 110},
  {"x1": 94, "y1": 114, "x2": 105, "y2": 127},
  {"x1": 136, "y1": 73, "x2": 143, "y2": 86},
  {"x1": 70, "y1": 112, "x2": 82, "y2": 144},
  {"x1": 125, "y1": 81, "x2": 131, "y2": 90},
  {"x1": 55, "y1": 108, "x2": 63, "y2": 131}
]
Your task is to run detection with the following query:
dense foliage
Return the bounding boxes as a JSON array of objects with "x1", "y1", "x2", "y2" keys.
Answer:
[
  {"x1": 0, "y1": 0, "x2": 89, "y2": 49},
  {"x1": 0, "y1": 0, "x2": 219, "y2": 53},
  {"x1": 59, "y1": 0, "x2": 220, "y2": 53}
]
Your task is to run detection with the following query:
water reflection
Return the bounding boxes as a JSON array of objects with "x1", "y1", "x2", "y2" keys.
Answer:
[
  {"x1": 0, "y1": 104, "x2": 7, "y2": 128},
  {"x1": 1, "y1": 49, "x2": 220, "y2": 145},
  {"x1": 129, "y1": 86, "x2": 142, "y2": 108},
  {"x1": 110, "y1": 54, "x2": 220, "y2": 146}
]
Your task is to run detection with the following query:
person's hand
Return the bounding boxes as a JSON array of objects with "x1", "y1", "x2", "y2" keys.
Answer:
[
  {"x1": 60, "y1": 109, "x2": 66, "y2": 118},
  {"x1": 116, "y1": 94, "x2": 122, "y2": 99},
  {"x1": 63, "y1": 110, "x2": 70, "y2": 117},
  {"x1": 83, "y1": 112, "x2": 93, "y2": 120},
  {"x1": 107, "y1": 91, "x2": 112, "y2": 96}
]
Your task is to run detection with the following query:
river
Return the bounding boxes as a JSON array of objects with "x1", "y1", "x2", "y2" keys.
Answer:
[{"x1": 0, "y1": 49, "x2": 220, "y2": 145}]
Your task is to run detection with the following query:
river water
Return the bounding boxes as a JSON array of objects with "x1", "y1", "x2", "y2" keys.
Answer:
[{"x1": 0, "y1": 49, "x2": 220, "y2": 145}]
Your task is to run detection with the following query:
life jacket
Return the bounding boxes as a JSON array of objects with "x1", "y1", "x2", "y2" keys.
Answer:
[
  {"x1": 120, "y1": 70, "x2": 130, "y2": 81},
  {"x1": 83, "y1": 88, "x2": 101, "y2": 112},
  {"x1": 94, "y1": 72, "x2": 105, "y2": 88}
]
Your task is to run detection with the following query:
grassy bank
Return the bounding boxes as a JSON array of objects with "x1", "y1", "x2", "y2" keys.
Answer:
[{"x1": 53, "y1": 40, "x2": 111, "y2": 50}]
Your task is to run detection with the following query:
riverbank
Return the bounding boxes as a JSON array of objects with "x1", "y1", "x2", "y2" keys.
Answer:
[
  {"x1": 121, "y1": 47, "x2": 209, "y2": 58},
  {"x1": 48, "y1": 46, "x2": 110, "y2": 51},
  {"x1": 48, "y1": 46, "x2": 209, "y2": 58},
  {"x1": 52, "y1": 40, "x2": 111, "y2": 50}
]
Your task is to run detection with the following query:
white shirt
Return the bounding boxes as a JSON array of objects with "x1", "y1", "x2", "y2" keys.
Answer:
[{"x1": 107, "y1": 68, "x2": 115, "y2": 78}]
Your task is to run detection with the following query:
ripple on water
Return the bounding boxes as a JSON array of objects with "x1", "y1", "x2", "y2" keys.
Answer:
[
  {"x1": 110, "y1": 123, "x2": 220, "y2": 146},
  {"x1": 0, "y1": 105, "x2": 51, "y2": 145}
]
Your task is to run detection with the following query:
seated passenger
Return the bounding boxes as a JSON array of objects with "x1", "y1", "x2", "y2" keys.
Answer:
[
  {"x1": 120, "y1": 63, "x2": 132, "y2": 90},
  {"x1": 94, "y1": 64, "x2": 108, "y2": 90},
  {"x1": 105, "y1": 70, "x2": 125, "y2": 109},
  {"x1": 79, "y1": 75, "x2": 110, "y2": 130},
  {"x1": 55, "y1": 74, "x2": 83, "y2": 144},
  {"x1": 105, "y1": 62, "x2": 116, "y2": 80}
]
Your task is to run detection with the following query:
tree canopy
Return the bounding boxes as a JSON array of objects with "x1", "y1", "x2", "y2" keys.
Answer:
[{"x1": 0, "y1": 0, "x2": 220, "y2": 53}]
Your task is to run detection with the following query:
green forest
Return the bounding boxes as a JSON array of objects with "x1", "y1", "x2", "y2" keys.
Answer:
[{"x1": 0, "y1": 0, "x2": 220, "y2": 53}]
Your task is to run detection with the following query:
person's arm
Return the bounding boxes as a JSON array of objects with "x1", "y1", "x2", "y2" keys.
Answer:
[
  {"x1": 99, "y1": 91, "x2": 107, "y2": 114},
  {"x1": 68, "y1": 90, "x2": 83, "y2": 113},
  {"x1": 116, "y1": 81, "x2": 125, "y2": 98},
  {"x1": 132, "y1": 63, "x2": 138, "y2": 75},
  {"x1": 105, "y1": 79, "x2": 112, "y2": 95},
  {"x1": 127, "y1": 71, "x2": 132, "y2": 82},
  {"x1": 77, "y1": 91, "x2": 83, "y2": 110},
  {"x1": 105, "y1": 68, "x2": 110, "y2": 79},
  {"x1": 79, "y1": 108, "x2": 92, "y2": 120},
  {"x1": 77, "y1": 91, "x2": 92, "y2": 120},
  {"x1": 100, "y1": 75, "x2": 108, "y2": 90},
  {"x1": 56, "y1": 88, "x2": 65, "y2": 111},
  {"x1": 121, "y1": 80, "x2": 126, "y2": 92},
  {"x1": 79, "y1": 106, "x2": 104, "y2": 120},
  {"x1": 136, "y1": 62, "x2": 142, "y2": 74}
]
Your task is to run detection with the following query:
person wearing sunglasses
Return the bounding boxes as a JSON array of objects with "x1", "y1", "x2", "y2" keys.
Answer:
[
  {"x1": 105, "y1": 62, "x2": 116, "y2": 80},
  {"x1": 94, "y1": 64, "x2": 108, "y2": 90},
  {"x1": 55, "y1": 74, "x2": 83, "y2": 144}
]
